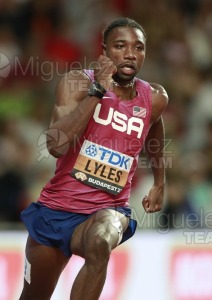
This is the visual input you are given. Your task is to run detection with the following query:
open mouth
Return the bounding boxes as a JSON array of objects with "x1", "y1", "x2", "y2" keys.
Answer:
[{"x1": 119, "y1": 63, "x2": 136, "y2": 75}]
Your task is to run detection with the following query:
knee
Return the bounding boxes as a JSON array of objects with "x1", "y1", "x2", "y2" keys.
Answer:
[{"x1": 86, "y1": 232, "x2": 111, "y2": 267}]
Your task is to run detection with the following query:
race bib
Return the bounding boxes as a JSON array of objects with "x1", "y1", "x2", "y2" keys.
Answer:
[{"x1": 70, "y1": 140, "x2": 134, "y2": 195}]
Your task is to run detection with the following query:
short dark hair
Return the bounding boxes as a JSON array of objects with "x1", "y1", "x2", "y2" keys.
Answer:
[{"x1": 103, "y1": 17, "x2": 147, "y2": 44}]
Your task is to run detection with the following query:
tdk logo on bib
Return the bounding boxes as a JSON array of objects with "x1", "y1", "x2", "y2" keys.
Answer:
[
  {"x1": 98, "y1": 147, "x2": 130, "y2": 170},
  {"x1": 84, "y1": 142, "x2": 133, "y2": 171}
]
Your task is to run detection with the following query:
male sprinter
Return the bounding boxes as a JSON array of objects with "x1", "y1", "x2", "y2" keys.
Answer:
[{"x1": 20, "y1": 18, "x2": 168, "y2": 300}]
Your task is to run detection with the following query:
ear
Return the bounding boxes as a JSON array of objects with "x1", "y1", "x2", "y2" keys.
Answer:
[{"x1": 102, "y1": 43, "x2": 106, "y2": 56}]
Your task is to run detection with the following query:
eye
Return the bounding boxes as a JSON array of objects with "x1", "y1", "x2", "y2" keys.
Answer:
[
  {"x1": 115, "y1": 44, "x2": 125, "y2": 49},
  {"x1": 135, "y1": 45, "x2": 144, "y2": 51}
]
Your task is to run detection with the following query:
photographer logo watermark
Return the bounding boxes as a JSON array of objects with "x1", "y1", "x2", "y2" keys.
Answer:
[
  {"x1": 37, "y1": 129, "x2": 69, "y2": 162},
  {"x1": 184, "y1": 231, "x2": 212, "y2": 244},
  {"x1": 0, "y1": 52, "x2": 11, "y2": 78}
]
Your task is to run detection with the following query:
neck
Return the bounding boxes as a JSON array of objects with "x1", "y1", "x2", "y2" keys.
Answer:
[
  {"x1": 110, "y1": 79, "x2": 137, "y2": 100},
  {"x1": 111, "y1": 78, "x2": 135, "y2": 88}
]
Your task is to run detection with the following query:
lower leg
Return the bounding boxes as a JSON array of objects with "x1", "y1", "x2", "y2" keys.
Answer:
[
  {"x1": 69, "y1": 209, "x2": 128, "y2": 300},
  {"x1": 19, "y1": 237, "x2": 69, "y2": 300},
  {"x1": 70, "y1": 259, "x2": 108, "y2": 300}
]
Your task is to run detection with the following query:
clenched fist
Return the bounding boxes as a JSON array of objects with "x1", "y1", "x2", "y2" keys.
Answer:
[{"x1": 94, "y1": 55, "x2": 117, "y2": 90}]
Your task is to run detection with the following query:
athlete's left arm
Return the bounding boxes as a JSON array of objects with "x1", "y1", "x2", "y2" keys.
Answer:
[{"x1": 142, "y1": 83, "x2": 169, "y2": 213}]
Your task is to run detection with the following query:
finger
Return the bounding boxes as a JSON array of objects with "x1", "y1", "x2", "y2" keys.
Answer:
[
  {"x1": 97, "y1": 54, "x2": 106, "y2": 62},
  {"x1": 154, "y1": 204, "x2": 162, "y2": 212},
  {"x1": 145, "y1": 199, "x2": 157, "y2": 213},
  {"x1": 112, "y1": 65, "x2": 117, "y2": 74},
  {"x1": 101, "y1": 62, "x2": 116, "y2": 76},
  {"x1": 142, "y1": 195, "x2": 148, "y2": 201},
  {"x1": 146, "y1": 204, "x2": 161, "y2": 213},
  {"x1": 146, "y1": 207, "x2": 156, "y2": 213},
  {"x1": 142, "y1": 202, "x2": 149, "y2": 211},
  {"x1": 98, "y1": 55, "x2": 112, "y2": 64},
  {"x1": 145, "y1": 206, "x2": 157, "y2": 213},
  {"x1": 94, "y1": 61, "x2": 113, "y2": 78},
  {"x1": 145, "y1": 206, "x2": 155, "y2": 213},
  {"x1": 96, "y1": 57, "x2": 110, "y2": 71},
  {"x1": 142, "y1": 196, "x2": 149, "y2": 210}
]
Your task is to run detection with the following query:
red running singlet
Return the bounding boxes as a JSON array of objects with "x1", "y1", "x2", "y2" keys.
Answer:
[{"x1": 38, "y1": 70, "x2": 152, "y2": 213}]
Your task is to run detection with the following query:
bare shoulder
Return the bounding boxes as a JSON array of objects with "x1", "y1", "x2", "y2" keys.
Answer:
[
  {"x1": 56, "y1": 70, "x2": 92, "y2": 106},
  {"x1": 150, "y1": 83, "x2": 168, "y2": 96},
  {"x1": 149, "y1": 82, "x2": 169, "y2": 123}
]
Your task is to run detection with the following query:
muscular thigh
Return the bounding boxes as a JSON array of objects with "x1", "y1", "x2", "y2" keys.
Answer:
[
  {"x1": 20, "y1": 236, "x2": 69, "y2": 300},
  {"x1": 70, "y1": 209, "x2": 129, "y2": 257}
]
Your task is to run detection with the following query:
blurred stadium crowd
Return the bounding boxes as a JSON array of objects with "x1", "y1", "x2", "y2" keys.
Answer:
[{"x1": 0, "y1": 0, "x2": 212, "y2": 230}]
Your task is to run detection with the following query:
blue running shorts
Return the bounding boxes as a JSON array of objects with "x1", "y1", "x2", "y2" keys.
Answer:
[{"x1": 21, "y1": 202, "x2": 137, "y2": 257}]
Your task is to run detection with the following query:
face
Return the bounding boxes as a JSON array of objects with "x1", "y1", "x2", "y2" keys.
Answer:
[{"x1": 105, "y1": 26, "x2": 146, "y2": 82}]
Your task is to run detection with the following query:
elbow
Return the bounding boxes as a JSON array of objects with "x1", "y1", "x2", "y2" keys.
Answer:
[
  {"x1": 46, "y1": 134, "x2": 71, "y2": 158},
  {"x1": 46, "y1": 128, "x2": 80, "y2": 158},
  {"x1": 47, "y1": 146, "x2": 63, "y2": 158},
  {"x1": 47, "y1": 143, "x2": 65, "y2": 158}
]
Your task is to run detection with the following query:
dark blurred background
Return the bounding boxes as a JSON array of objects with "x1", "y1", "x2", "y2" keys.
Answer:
[{"x1": 0, "y1": 0, "x2": 212, "y2": 230}]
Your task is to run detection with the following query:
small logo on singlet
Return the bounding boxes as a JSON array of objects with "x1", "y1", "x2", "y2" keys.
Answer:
[
  {"x1": 75, "y1": 172, "x2": 87, "y2": 181},
  {"x1": 86, "y1": 144, "x2": 98, "y2": 157}
]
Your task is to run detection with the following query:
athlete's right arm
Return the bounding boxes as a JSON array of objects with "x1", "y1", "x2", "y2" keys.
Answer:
[{"x1": 47, "y1": 55, "x2": 116, "y2": 158}]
